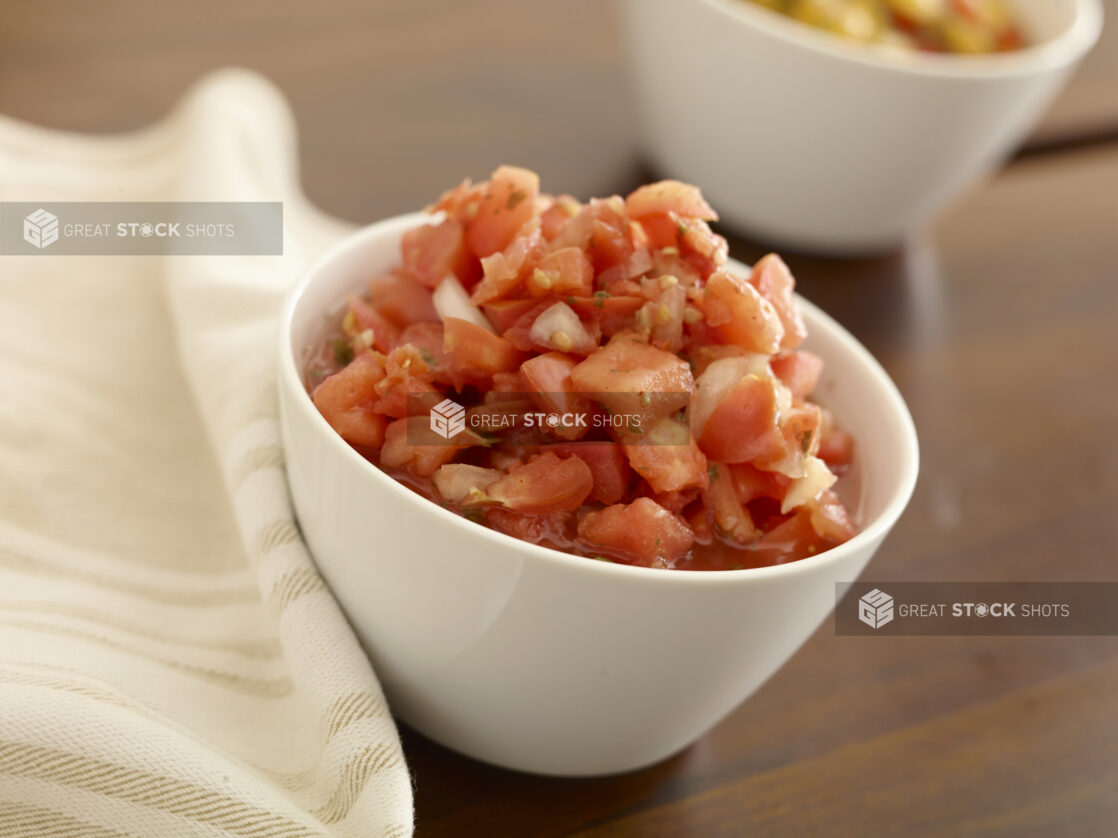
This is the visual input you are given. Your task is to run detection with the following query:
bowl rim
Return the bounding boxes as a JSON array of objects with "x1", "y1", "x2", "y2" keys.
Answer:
[
  {"x1": 278, "y1": 211, "x2": 920, "y2": 587},
  {"x1": 689, "y1": 0, "x2": 1103, "y2": 80}
]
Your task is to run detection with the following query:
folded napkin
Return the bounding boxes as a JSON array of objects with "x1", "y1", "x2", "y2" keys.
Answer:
[{"x1": 0, "y1": 70, "x2": 413, "y2": 837}]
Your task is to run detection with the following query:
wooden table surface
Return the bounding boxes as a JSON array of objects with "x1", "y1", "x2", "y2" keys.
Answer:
[{"x1": 3, "y1": 2, "x2": 1116, "y2": 836}]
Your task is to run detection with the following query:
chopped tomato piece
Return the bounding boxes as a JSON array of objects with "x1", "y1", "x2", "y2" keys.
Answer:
[
  {"x1": 771, "y1": 350, "x2": 824, "y2": 400},
  {"x1": 570, "y1": 334, "x2": 694, "y2": 419},
  {"x1": 521, "y1": 351, "x2": 579, "y2": 407},
  {"x1": 809, "y1": 489, "x2": 858, "y2": 543},
  {"x1": 751, "y1": 509, "x2": 828, "y2": 564},
  {"x1": 730, "y1": 463, "x2": 791, "y2": 505},
  {"x1": 625, "y1": 180, "x2": 718, "y2": 222},
  {"x1": 577, "y1": 497, "x2": 694, "y2": 566},
  {"x1": 526, "y1": 246, "x2": 594, "y2": 297},
  {"x1": 368, "y1": 271, "x2": 439, "y2": 327},
  {"x1": 481, "y1": 297, "x2": 541, "y2": 333},
  {"x1": 705, "y1": 269, "x2": 785, "y2": 354},
  {"x1": 443, "y1": 317, "x2": 523, "y2": 375},
  {"x1": 347, "y1": 296, "x2": 401, "y2": 353},
  {"x1": 696, "y1": 374, "x2": 786, "y2": 464},
  {"x1": 750, "y1": 254, "x2": 807, "y2": 350},
  {"x1": 312, "y1": 352, "x2": 388, "y2": 449},
  {"x1": 547, "y1": 441, "x2": 633, "y2": 505},
  {"x1": 401, "y1": 220, "x2": 477, "y2": 288},
  {"x1": 471, "y1": 219, "x2": 547, "y2": 305},
  {"x1": 704, "y1": 463, "x2": 759, "y2": 546},
  {"x1": 487, "y1": 452, "x2": 594, "y2": 513},
  {"x1": 817, "y1": 409, "x2": 855, "y2": 472},
  {"x1": 486, "y1": 508, "x2": 572, "y2": 545},
  {"x1": 624, "y1": 417, "x2": 708, "y2": 494},
  {"x1": 380, "y1": 417, "x2": 469, "y2": 477},
  {"x1": 465, "y1": 165, "x2": 540, "y2": 258}
]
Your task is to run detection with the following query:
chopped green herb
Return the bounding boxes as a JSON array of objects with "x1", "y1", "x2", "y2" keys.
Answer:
[
  {"x1": 463, "y1": 508, "x2": 486, "y2": 524},
  {"x1": 708, "y1": 463, "x2": 719, "y2": 481},
  {"x1": 800, "y1": 429, "x2": 813, "y2": 453},
  {"x1": 593, "y1": 290, "x2": 609, "y2": 309},
  {"x1": 506, "y1": 189, "x2": 527, "y2": 210},
  {"x1": 332, "y1": 337, "x2": 354, "y2": 367},
  {"x1": 418, "y1": 348, "x2": 438, "y2": 366}
]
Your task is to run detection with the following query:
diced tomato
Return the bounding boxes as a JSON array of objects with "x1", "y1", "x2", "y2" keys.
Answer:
[
  {"x1": 570, "y1": 333, "x2": 694, "y2": 419},
  {"x1": 521, "y1": 351, "x2": 578, "y2": 405},
  {"x1": 401, "y1": 220, "x2": 478, "y2": 288},
  {"x1": 809, "y1": 489, "x2": 858, "y2": 543},
  {"x1": 526, "y1": 247, "x2": 594, "y2": 297},
  {"x1": 368, "y1": 271, "x2": 439, "y2": 327},
  {"x1": 380, "y1": 417, "x2": 469, "y2": 477},
  {"x1": 546, "y1": 441, "x2": 632, "y2": 505},
  {"x1": 486, "y1": 507, "x2": 572, "y2": 545},
  {"x1": 312, "y1": 352, "x2": 388, "y2": 449},
  {"x1": 480, "y1": 298, "x2": 541, "y2": 333},
  {"x1": 695, "y1": 373, "x2": 785, "y2": 464},
  {"x1": 487, "y1": 452, "x2": 594, "y2": 513},
  {"x1": 396, "y1": 322, "x2": 458, "y2": 386},
  {"x1": 751, "y1": 508, "x2": 828, "y2": 563},
  {"x1": 625, "y1": 180, "x2": 718, "y2": 222},
  {"x1": 443, "y1": 317, "x2": 523, "y2": 375},
  {"x1": 585, "y1": 197, "x2": 634, "y2": 272},
  {"x1": 471, "y1": 220, "x2": 547, "y2": 305},
  {"x1": 638, "y1": 213, "x2": 682, "y2": 250},
  {"x1": 686, "y1": 502, "x2": 714, "y2": 546},
  {"x1": 569, "y1": 294, "x2": 645, "y2": 337},
  {"x1": 645, "y1": 283, "x2": 686, "y2": 353},
  {"x1": 347, "y1": 297, "x2": 401, "y2": 353},
  {"x1": 540, "y1": 195, "x2": 581, "y2": 240},
  {"x1": 818, "y1": 430, "x2": 855, "y2": 473},
  {"x1": 373, "y1": 345, "x2": 439, "y2": 418},
  {"x1": 771, "y1": 351, "x2": 824, "y2": 400},
  {"x1": 750, "y1": 254, "x2": 807, "y2": 350},
  {"x1": 704, "y1": 269, "x2": 785, "y2": 354},
  {"x1": 704, "y1": 463, "x2": 759, "y2": 546},
  {"x1": 730, "y1": 463, "x2": 791, "y2": 505},
  {"x1": 678, "y1": 218, "x2": 727, "y2": 275},
  {"x1": 577, "y1": 497, "x2": 694, "y2": 566},
  {"x1": 465, "y1": 166, "x2": 540, "y2": 258},
  {"x1": 624, "y1": 418, "x2": 708, "y2": 494}
]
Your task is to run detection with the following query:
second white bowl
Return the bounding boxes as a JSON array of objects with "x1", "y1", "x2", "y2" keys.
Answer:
[{"x1": 619, "y1": 0, "x2": 1102, "y2": 251}]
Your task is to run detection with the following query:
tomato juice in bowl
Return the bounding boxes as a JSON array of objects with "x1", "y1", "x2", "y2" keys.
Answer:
[{"x1": 277, "y1": 171, "x2": 918, "y2": 775}]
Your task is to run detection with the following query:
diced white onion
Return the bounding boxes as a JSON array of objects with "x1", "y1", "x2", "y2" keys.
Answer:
[
  {"x1": 528, "y1": 302, "x2": 591, "y2": 351},
  {"x1": 433, "y1": 464, "x2": 501, "y2": 505},
  {"x1": 781, "y1": 455, "x2": 837, "y2": 514},
  {"x1": 433, "y1": 275, "x2": 495, "y2": 332}
]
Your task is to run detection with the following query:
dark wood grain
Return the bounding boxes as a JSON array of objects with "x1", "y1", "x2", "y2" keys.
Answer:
[{"x1": 2, "y1": 3, "x2": 1116, "y2": 836}]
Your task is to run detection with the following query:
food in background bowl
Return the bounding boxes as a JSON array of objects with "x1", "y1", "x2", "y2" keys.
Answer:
[
  {"x1": 749, "y1": 0, "x2": 1025, "y2": 53},
  {"x1": 306, "y1": 166, "x2": 858, "y2": 570}
]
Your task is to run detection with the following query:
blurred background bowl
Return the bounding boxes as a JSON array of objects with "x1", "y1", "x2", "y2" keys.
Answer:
[{"x1": 619, "y1": 0, "x2": 1103, "y2": 252}]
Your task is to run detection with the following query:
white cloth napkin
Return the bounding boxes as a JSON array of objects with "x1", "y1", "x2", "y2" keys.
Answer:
[{"x1": 0, "y1": 69, "x2": 414, "y2": 837}]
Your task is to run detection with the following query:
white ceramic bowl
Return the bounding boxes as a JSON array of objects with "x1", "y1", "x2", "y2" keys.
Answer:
[
  {"x1": 278, "y1": 212, "x2": 919, "y2": 776},
  {"x1": 619, "y1": 0, "x2": 1102, "y2": 252}
]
